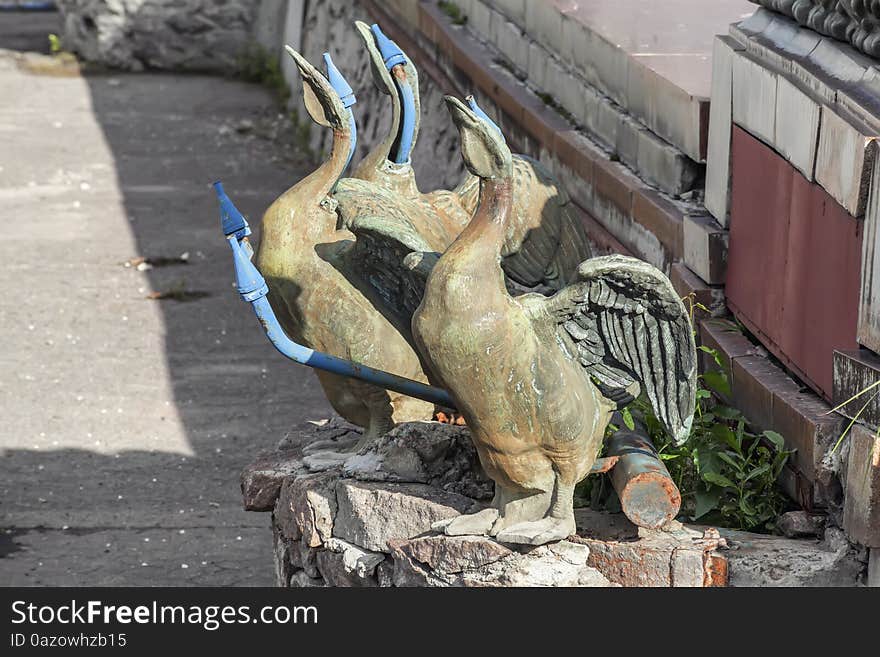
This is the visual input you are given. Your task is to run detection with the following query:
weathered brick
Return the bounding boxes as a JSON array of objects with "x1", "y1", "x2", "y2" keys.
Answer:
[
  {"x1": 815, "y1": 104, "x2": 878, "y2": 218},
  {"x1": 593, "y1": 158, "x2": 635, "y2": 216},
  {"x1": 843, "y1": 423, "x2": 880, "y2": 546},
  {"x1": 772, "y1": 388, "x2": 842, "y2": 482},
  {"x1": 553, "y1": 129, "x2": 595, "y2": 184},
  {"x1": 731, "y1": 50, "x2": 777, "y2": 147},
  {"x1": 834, "y1": 349, "x2": 880, "y2": 429},
  {"x1": 683, "y1": 213, "x2": 728, "y2": 284},
  {"x1": 669, "y1": 263, "x2": 726, "y2": 323},
  {"x1": 631, "y1": 189, "x2": 685, "y2": 263}
]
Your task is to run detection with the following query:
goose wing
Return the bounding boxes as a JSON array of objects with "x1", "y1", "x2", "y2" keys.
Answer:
[
  {"x1": 540, "y1": 254, "x2": 697, "y2": 444},
  {"x1": 334, "y1": 180, "x2": 438, "y2": 327},
  {"x1": 458, "y1": 155, "x2": 593, "y2": 293}
]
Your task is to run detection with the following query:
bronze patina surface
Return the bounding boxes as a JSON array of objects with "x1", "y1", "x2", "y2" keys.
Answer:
[
  {"x1": 412, "y1": 97, "x2": 697, "y2": 545},
  {"x1": 255, "y1": 48, "x2": 434, "y2": 447}
]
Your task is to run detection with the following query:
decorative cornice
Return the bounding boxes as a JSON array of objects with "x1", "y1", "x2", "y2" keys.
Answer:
[{"x1": 749, "y1": 0, "x2": 880, "y2": 58}]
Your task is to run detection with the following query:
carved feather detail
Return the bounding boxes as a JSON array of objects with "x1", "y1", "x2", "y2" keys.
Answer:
[{"x1": 543, "y1": 254, "x2": 697, "y2": 444}]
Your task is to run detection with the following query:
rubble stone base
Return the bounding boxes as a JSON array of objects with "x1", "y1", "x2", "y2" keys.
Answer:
[{"x1": 244, "y1": 419, "x2": 739, "y2": 587}]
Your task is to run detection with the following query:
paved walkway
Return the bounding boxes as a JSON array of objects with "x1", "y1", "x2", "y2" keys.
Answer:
[{"x1": 0, "y1": 13, "x2": 333, "y2": 585}]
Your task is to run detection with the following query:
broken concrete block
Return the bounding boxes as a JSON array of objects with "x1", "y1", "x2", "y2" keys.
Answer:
[
  {"x1": 333, "y1": 480, "x2": 473, "y2": 552},
  {"x1": 843, "y1": 423, "x2": 880, "y2": 547},
  {"x1": 341, "y1": 421, "x2": 493, "y2": 500},
  {"x1": 316, "y1": 538, "x2": 385, "y2": 587},
  {"x1": 291, "y1": 470, "x2": 339, "y2": 548},
  {"x1": 815, "y1": 104, "x2": 877, "y2": 217},
  {"x1": 240, "y1": 450, "x2": 302, "y2": 511},
  {"x1": 636, "y1": 128, "x2": 700, "y2": 197},
  {"x1": 705, "y1": 35, "x2": 743, "y2": 226},
  {"x1": 571, "y1": 509, "x2": 727, "y2": 587},
  {"x1": 389, "y1": 535, "x2": 512, "y2": 574},
  {"x1": 669, "y1": 262, "x2": 726, "y2": 320},
  {"x1": 682, "y1": 213, "x2": 728, "y2": 284},
  {"x1": 274, "y1": 478, "x2": 301, "y2": 541},
  {"x1": 777, "y1": 510, "x2": 826, "y2": 538},
  {"x1": 732, "y1": 50, "x2": 778, "y2": 147},
  {"x1": 774, "y1": 75, "x2": 820, "y2": 180},
  {"x1": 272, "y1": 527, "x2": 293, "y2": 587},
  {"x1": 289, "y1": 571, "x2": 325, "y2": 588},
  {"x1": 720, "y1": 526, "x2": 864, "y2": 586}
]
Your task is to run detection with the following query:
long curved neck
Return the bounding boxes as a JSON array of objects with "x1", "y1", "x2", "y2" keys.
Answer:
[
  {"x1": 439, "y1": 176, "x2": 512, "y2": 293},
  {"x1": 457, "y1": 177, "x2": 512, "y2": 251},
  {"x1": 264, "y1": 122, "x2": 352, "y2": 244},
  {"x1": 359, "y1": 86, "x2": 400, "y2": 172}
]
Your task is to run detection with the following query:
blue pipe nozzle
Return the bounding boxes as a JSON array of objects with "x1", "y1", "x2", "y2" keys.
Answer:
[
  {"x1": 214, "y1": 181, "x2": 251, "y2": 240},
  {"x1": 370, "y1": 23, "x2": 406, "y2": 71},
  {"x1": 213, "y1": 183, "x2": 455, "y2": 409},
  {"x1": 466, "y1": 95, "x2": 504, "y2": 140},
  {"x1": 321, "y1": 53, "x2": 357, "y2": 182},
  {"x1": 322, "y1": 53, "x2": 356, "y2": 109}
]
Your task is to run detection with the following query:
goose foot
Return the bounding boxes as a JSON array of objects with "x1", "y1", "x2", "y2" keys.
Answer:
[
  {"x1": 494, "y1": 516, "x2": 576, "y2": 546},
  {"x1": 302, "y1": 436, "x2": 360, "y2": 455},
  {"x1": 432, "y1": 508, "x2": 500, "y2": 536}
]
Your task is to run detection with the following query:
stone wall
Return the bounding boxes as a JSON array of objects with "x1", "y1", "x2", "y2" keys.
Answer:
[{"x1": 57, "y1": 0, "x2": 287, "y2": 72}]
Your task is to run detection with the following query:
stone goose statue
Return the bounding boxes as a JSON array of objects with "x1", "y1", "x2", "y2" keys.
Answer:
[
  {"x1": 338, "y1": 22, "x2": 593, "y2": 296},
  {"x1": 410, "y1": 97, "x2": 697, "y2": 545},
  {"x1": 255, "y1": 47, "x2": 435, "y2": 449}
]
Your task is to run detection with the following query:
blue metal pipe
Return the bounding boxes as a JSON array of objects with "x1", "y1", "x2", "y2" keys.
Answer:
[
  {"x1": 466, "y1": 95, "x2": 505, "y2": 141},
  {"x1": 370, "y1": 23, "x2": 416, "y2": 164},
  {"x1": 322, "y1": 53, "x2": 357, "y2": 182},
  {"x1": 392, "y1": 77, "x2": 417, "y2": 164},
  {"x1": 213, "y1": 181, "x2": 455, "y2": 409}
]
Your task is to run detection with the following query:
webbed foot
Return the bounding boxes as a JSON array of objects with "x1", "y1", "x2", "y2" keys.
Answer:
[
  {"x1": 432, "y1": 508, "x2": 500, "y2": 536},
  {"x1": 494, "y1": 516, "x2": 576, "y2": 546}
]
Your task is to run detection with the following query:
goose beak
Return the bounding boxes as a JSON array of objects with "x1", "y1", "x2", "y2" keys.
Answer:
[
  {"x1": 285, "y1": 45, "x2": 314, "y2": 79},
  {"x1": 443, "y1": 95, "x2": 478, "y2": 127}
]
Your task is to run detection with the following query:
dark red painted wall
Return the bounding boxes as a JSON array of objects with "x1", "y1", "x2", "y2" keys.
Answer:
[{"x1": 726, "y1": 126, "x2": 862, "y2": 399}]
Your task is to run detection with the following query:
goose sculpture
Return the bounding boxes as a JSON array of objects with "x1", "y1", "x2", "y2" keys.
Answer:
[
  {"x1": 337, "y1": 22, "x2": 593, "y2": 296},
  {"x1": 407, "y1": 97, "x2": 698, "y2": 545},
  {"x1": 252, "y1": 47, "x2": 437, "y2": 449}
]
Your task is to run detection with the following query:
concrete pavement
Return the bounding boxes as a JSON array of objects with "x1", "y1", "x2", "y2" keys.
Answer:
[{"x1": 0, "y1": 13, "x2": 334, "y2": 585}]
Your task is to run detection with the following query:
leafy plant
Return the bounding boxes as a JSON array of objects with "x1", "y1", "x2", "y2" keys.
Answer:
[
  {"x1": 634, "y1": 298, "x2": 794, "y2": 531},
  {"x1": 48, "y1": 33, "x2": 62, "y2": 55},
  {"x1": 237, "y1": 43, "x2": 291, "y2": 106},
  {"x1": 439, "y1": 1, "x2": 468, "y2": 25},
  {"x1": 577, "y1": 298, "x2": 795, "y2": 533}
]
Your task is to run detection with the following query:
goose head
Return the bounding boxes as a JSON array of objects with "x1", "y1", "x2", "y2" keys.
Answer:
[
  {"x1": 261, "y1": 48, "x2": 355, "y2": 243},
  {"x1": 354, "y1": 21, "x2": 420, "y2": 165},
  {"x1": 444, "y1": 95, "x2": 511, "y2": 181}
]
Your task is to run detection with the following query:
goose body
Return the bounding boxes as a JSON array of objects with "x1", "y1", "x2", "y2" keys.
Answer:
[
  {"x1": 416, "y1": 97, "x2": 697, "y2": 544},
  {"x1": 257, "y1": 49, "x2": 434, "y2": 447}
]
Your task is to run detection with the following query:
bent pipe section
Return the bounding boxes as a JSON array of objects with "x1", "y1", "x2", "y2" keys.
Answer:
[
  {"x1": 371, "y1": 23, "x2": 415, "y2": 163},
  {"x1": 214, "y1": 181, "x2": 454, "y2": 410},
  {"x1": 606, "y1": 417, "x2": 682, "y2": 529}
]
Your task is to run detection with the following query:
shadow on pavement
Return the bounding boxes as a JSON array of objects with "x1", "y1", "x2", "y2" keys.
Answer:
[{"x1": 0, "y1": 10, "x2": 333, "y2": 585}]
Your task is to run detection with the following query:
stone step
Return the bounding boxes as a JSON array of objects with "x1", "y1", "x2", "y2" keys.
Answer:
[
  {"x1": 700, "y1": 318, "x2": 844, "y2": 503},
  {"x1": 459, "y1": 0, "x2": 755, "y2": 162},
  {"x1": 843, "y1": 423, "x2": 880, "y2": 548},
  {"x1": 833, "y1": 348, "x2": 880, "y2": 429}
]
